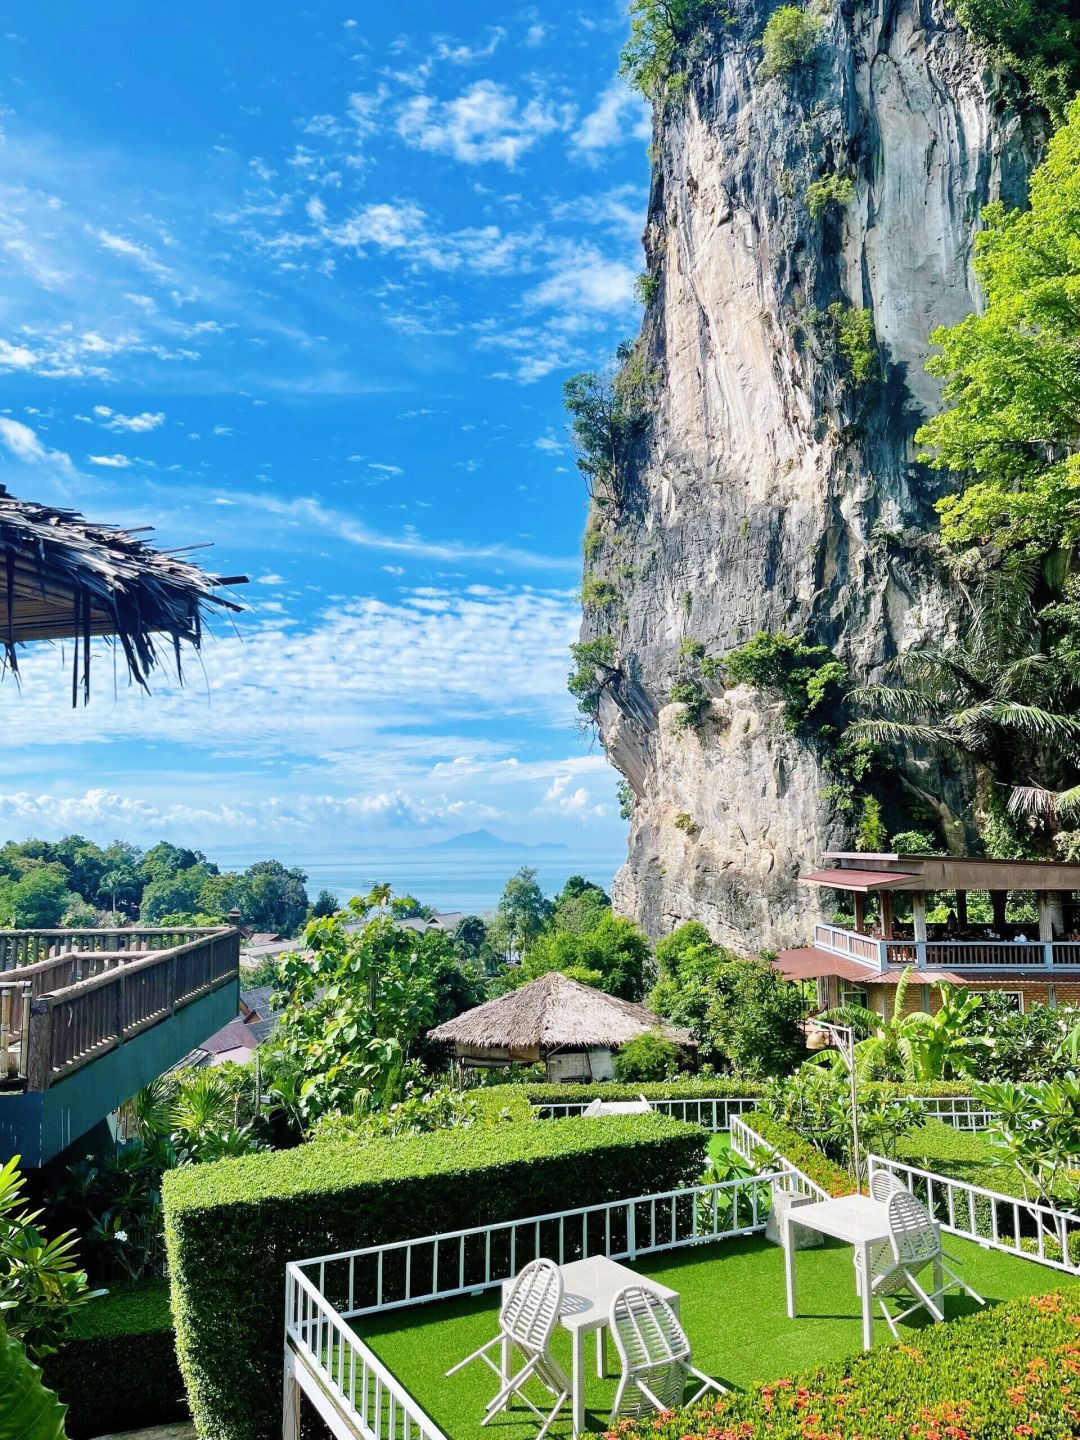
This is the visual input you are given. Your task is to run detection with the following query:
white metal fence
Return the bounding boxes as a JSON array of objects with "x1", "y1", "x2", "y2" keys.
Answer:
[
  {"x1": 284, "y1": 1262, "x2": 448, "y2": 1440},
  {"x1": 291, "y1": 1172, "x2": 779, "y2": 1324},
  {"x1": 284, "y1": 1172, "x2": 781, "y2": 1440},
  {"x1": 533, "y1": 1094, "x2": 993, "y2": 1133},
  {"x1": 868, "y1": 1155, "x2": 1080, "y2": 1275},
  {"x1": 729, "y1": 1115, "x2": 829, "y2": 1200},
  {"x1": 532, "y1": 1095, "x2": 761, "y2": 1130}
]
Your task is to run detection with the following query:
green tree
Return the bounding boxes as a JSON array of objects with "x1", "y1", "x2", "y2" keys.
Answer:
[
  {"x1": 310, "y1": 888, "x2": 339, "y2": 918},
  {"x1": 197, "y1": 871, "x2": 243, "y2": 920},
  {"x1": 613, "y1": 1030, "x2": 681, "y2": 1081},
  {"x1": 265, "y1": 890, "x2": 440, "y2": 1132},
  {"x1": 723, "y1": 631, "x2": 848, "y2": 728},
  {"x1": 759, "y1": 4, "x2": 823, "y2": 77},
  {"x1": 239, "y1": 859, "x2": 309, "y2": 933},
  {"x1": 519, "y1": 913, "x2": 652, "y2": 1001},
  {"x1": 495, "y1": 867, "x2": 551, "y2": 961},
  {"x1": 563, "y1": 341, "x2": 656, "y2": 511},
  {"x1": 10, "y1": 869, "x2": 69, "y2": 929},
  {"x1": 620, "y1": 0, "x2": 728, "y2": 96},
  {"x1": 140, "y1": 866, "x2": 209, "y2": 924},
  {"x1": 917, "y1": 101, "x2": 1080, "y2": 557},
  {"x1": 651, "y1": 933, "x2": 807, "y2": 1076},
  {"x1": 850, "y1": 567, "x2": 1080, "y2": 831}
]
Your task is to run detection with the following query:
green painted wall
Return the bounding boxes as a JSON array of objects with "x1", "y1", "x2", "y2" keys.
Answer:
[{"x1": 0, "y1": 979, "x2": 239, "y2": 1166}]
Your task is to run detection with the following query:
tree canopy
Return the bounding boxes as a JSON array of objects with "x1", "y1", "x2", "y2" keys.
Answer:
[{"x1": 917, "y1": 99, "x2": 1080, "y2": 562}]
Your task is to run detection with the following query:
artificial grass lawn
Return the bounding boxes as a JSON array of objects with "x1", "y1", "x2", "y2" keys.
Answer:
[
  {"x1": 354, "y1": 1231, "x2": 1051, "y2": 1440},
  {"x1": 706, "y1": 1130, "x2": 730, "y2": 1165}
]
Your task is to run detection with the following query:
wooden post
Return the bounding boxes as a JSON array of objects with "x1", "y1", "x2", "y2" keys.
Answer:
[
  {"x1": 0, "y1": 989, "x2": 9, "y2": 1078},
  {"x1": 853, "y1": 893, "x2": 866, "y2": 933},
  {"x1": 879, "y1": 890, "x2": 894, "y2": 940},
  {"x1": 25, "y1": 998, "x2": 53, "y2": 1091},
  {"x1": 1038, "y1": 891, "x2": 1056, "y2": 966},
  {"x1": 911, "y1": 892, "x2": 928, "y2": 969},
  {"x1": 956, "y1": 890, "x2": 968, "y2": 929},
  {"x1": 991, "y1": 891, "x2": 1007, "y2": 933}
]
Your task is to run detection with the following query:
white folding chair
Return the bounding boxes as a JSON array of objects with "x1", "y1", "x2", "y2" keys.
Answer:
[
  {"x1": 857, "y1": 1169, "x2": 911, "y2": 1294},
  {"x1": 608, "y1": 1285, "x2": 725, "y2": 1422},
  {"x1": 446, "y1": 1258, "x2": 570, "y2": 1439},
  {"x1": 869, "y1": 1188, "x2": 985, "y2": 1336}
]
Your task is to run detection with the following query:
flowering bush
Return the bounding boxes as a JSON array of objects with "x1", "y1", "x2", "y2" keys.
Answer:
[{"x1": 611, "y1": 1289, "x2": 1080, "y2": 1440}]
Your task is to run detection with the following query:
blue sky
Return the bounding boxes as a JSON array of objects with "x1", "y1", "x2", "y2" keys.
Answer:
[{"x1": 0, "y1": 1, "x2": 650, "y2": 863}]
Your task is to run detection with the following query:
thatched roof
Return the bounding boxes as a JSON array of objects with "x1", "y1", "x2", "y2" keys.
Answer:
[
  {"x1": 428, "y1": 971, "x2": 693, "y2": 1051},
  {"x1": 0, "y1": 486, "x2": 246, "y2": 702}
]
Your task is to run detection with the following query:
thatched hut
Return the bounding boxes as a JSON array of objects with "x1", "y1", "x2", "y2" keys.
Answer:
[
  {"x1": 0, "y1": 485, "x2": 246, "y2": 702},
  {"x1": 428, "y1": 971, "x2": 694, "y2": 1082}
]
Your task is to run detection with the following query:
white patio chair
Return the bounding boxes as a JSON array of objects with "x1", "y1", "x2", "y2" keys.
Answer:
[
  {"x1": 870, "y1": 1169, "x2": 908, "y2": 1203},
  {"x1": 608, "y1": 1285, "x2": 725, "y2": 1422},
  {"x1": 445, "y1": 1257, "x2": 570, "y2": 1439},
  {"x1": 869, "y1": 1187, "x2": 985, "y2": 1336},
  {"x1": 582, "y1": 1096, "x2": 653, "y2": 1117}
]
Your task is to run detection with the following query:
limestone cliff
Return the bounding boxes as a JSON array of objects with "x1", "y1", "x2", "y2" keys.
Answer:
[{"x1": 586, "y1": 0, "x2": 1044, "y2": 949}]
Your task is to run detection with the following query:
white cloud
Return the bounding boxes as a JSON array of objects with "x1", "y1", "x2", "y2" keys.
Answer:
[
  {"x1": 0, "y1": 340, "x2": 37, "y2": 369},
  {"x1": 536, "y1": 773, "x2": 609, "y2": 820},
  {"x1": 0, "y1": 418, "x2": 74, "y2": 474},
  {"x1": 92, "y1": 228, "x2": 171, "y2": 279},
  {"x1": 230, "y1": 492, "x2": 577, "y2": 571},
  {"x1": 571, "y1": 77, "x2": 651, "y2": 158},
  {"x1": 528, "y1": 245, "x2": 638, "y2": 313},
  {"x1": 534, "y1": 434, "x2": 563, "y2": 454},
  {"x1": 434, "y1": 28, "x2": 506, "y2": 64},
  {"x1": 397, "y1": 81, "x2": 565, "y2": 166},
  {"x1": 96, "y1": 408, "x2": 165, "y2": 433},
  {"x1": 86, "y1": 453, "x2": 132, "y2": 468}
]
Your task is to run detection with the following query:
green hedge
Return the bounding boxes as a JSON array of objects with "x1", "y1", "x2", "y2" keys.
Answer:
[
  {"x1": 525, "y1": 1080, "x2": 980, "y2": 1107},
  {"x1": 470, "y1": 1085, "x2": 534, "y2": 1123},
  {"x1": 525, "y1": 1079, "x2": 768, "y2": 1104},
  {"x1": 164, "y1": 1114, "x2": 705, "y2": 1440},
  {"x1": 743, "y1": 1111, "x2": 857, "y2": 1198},
  {"x1": 40, "y1": 1282, "x2": 186, "y2": 1439},
  {"x1": 626, "y1": 1287, "x2": 1080, "y2": 1440}
]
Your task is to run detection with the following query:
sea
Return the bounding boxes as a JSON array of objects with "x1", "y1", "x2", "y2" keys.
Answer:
[{"x1": 211, "y1": 843, "x2": 627, "y2": 916}]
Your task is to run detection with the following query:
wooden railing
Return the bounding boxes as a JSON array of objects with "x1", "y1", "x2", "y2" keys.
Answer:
[
  {"x1": 0, "y1": 927, "x2": 239, "y2": 1090},
  {"x1": 813, "y1": 924, "x2": 883, "y2": 966},
  {"x1": 814, "y1": 925, "x2": 1080, "y2": 972}
]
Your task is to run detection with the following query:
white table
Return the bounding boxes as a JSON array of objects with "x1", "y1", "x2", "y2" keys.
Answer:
[
  {"x1": 782, "y1": 1194, "x2": 938, "y2": 1351},
  {"x1": 502, "y1": 1255, "x2": 679, "y2": 1434}
]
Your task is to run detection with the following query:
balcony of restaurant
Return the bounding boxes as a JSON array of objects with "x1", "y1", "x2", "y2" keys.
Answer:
[{"x1": 0, "y1": 924, "x2": 240, "y2": 1166}]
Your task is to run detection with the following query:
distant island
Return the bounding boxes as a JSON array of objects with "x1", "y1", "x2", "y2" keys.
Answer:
[{"x1": 424, "y1": 828, "x2": 569, "y2": 853}]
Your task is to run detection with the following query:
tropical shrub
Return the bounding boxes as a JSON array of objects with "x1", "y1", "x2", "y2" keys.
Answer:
[
  {"x1": 563, "y1": 340, "x2": 657, "y2": 512},
  {"x1": 166, "y1": 1118, "x2": 705, "y2": 1440},
  {"x1": 568, "y1": 635, "x2": 620, "y2": 725},
  {"x1": 805, "y1": 171, "x2": 854, "y2": 219},
  {"x1": 0, "y1": 1157, "x2": 100, "y2": 1360},
  {"x1": 760, "y1": 1070, "x2": 921, "y2": 1171},
  {"x1": 40, "y1": 1282, "x2": 185, "y2": 1439},
  {"x1": 618, "y1": 1289, "x2": 1080, "y2": 1440},
  {"x1": 759, "y1": 4, "x2": 823, "y2": 77},
  {"x1": 651, "y1": 939, "x2": 808, "y2": 1077},
  {"x1": 613, "y1": 1030, "x2": 682, "y2": 1081},
  {"x1": 0, "y1": 1319, "x2": 67, "y2": 1440},
  {"x1": 974, "y1": 1076, "x2": 1080, "y2": 1208},
  {"x1": 722, "y1": 631, "x2": 847, "y2": 728}
]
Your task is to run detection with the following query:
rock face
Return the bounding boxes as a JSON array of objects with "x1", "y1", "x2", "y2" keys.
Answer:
[{"x1": 586, "y1": 0, "x2": 1042, "y2": 950}]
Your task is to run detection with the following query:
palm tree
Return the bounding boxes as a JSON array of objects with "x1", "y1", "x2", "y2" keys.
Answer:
[{"x1": 848, "y1": 563, "x2": 1080, "y2": 826}]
